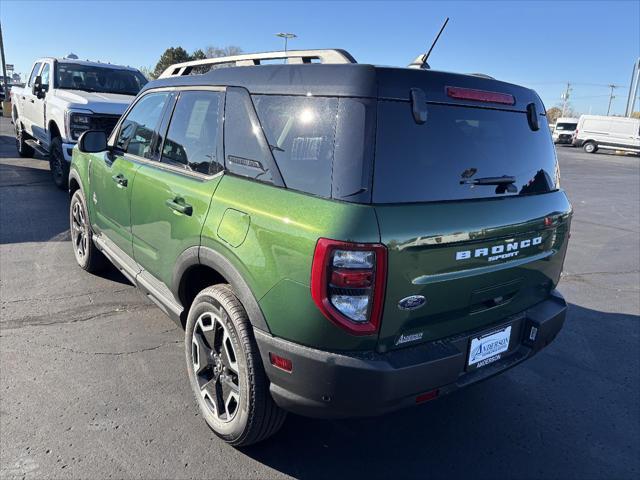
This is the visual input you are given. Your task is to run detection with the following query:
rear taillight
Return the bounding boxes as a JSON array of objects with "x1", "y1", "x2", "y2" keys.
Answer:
[{"x1": 311, "y1": 238, "x2": 387, "y2": 335}]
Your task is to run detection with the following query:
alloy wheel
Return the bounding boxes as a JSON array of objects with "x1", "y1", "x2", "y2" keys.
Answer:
[
  {"x1": 71, "y1": 201, "x2": 89, "y2": 262},
  {"x1": 191, "y1": 311, "x2": 241, "y2": 423}
]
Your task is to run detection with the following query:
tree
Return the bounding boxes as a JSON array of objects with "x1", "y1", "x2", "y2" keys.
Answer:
[
  {"x1": 546, "y1": 107, "x2": 563, "y2": 125},
  {"x1": 190, "y1": 49, "x2": 207, "y2": 61},
  {"x1": 631, "y1": 111, "x2": 640, "y2": 119},
  {"x1": 152, "y1": 47, "x2": 191, "y2": 78},
  {"x1": 205, "y1": 45, "x2": 243, "y2": 58},
  {"x1": 138, "y1": 66, "x2": 154, "y2": 81}
]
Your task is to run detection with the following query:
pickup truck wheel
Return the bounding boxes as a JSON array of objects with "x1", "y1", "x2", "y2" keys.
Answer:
[
  {"x1": 50, "y1": 137, "x2": 69, "y2": 189},
  {"x1": 185, "y1": 285, "x2": 286, "y2": 447},
  {"x1": 583, "y1": 141, "x2": 597, "y2": 153},
  {"x1": 15, "y1": 122, "x2": 34, "y2": 158},
  {"x1": 69, "y1": 190, "x2": 106, "y2": 272}
]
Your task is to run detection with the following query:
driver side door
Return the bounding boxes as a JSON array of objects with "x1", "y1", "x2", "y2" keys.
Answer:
[{"x1": 90, "y1": 91, "x2": 171, "y2": 263}]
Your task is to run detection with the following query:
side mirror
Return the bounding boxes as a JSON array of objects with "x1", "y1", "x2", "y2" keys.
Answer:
[
  {"x1": 32, "y1": 75, "x2": 43, "y2": 98},
  {"x1": 78, "y1": 130, "x2": 108, "y2": 153}
]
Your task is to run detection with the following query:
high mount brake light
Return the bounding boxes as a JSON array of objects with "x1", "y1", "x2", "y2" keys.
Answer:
[
  {"x1": 446, "y1": 86, "x2": 515, "y2": 105},
  {"x1": 311, "y1": 238, "x2": 387, "y2": 335}
]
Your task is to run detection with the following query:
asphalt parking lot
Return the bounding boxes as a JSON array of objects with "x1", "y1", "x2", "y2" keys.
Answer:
[{"x1": 0, "y1": 116, "x2": 638, "y2": 479}]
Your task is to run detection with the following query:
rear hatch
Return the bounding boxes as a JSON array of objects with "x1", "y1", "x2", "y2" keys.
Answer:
[{"x1": 372, "y1": 70, "x2": 572, "y2": 351}]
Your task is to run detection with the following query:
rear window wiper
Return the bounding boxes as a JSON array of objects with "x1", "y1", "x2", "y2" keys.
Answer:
[{"x1": 460, "y1": 175, "x2": 517, "y2": 193}]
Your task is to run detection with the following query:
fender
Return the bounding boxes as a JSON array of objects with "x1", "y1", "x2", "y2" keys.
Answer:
[{"x1": 172, "y1": 246, "x2": 271, "y2": 333}]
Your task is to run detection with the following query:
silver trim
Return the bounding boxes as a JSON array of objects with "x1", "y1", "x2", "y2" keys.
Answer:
[{"x1": 158, "y1": 49, "x2": 356, "y2": 78}]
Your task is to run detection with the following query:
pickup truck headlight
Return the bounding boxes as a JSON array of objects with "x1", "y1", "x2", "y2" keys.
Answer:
[{"x1": 69, "y1": 113, "x2": 91, "y2": 140}]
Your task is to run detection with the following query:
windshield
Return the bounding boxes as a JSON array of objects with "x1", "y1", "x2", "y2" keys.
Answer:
[
  {"x1": 373, "y1": 102, "x2": 557, "y2": 203},
  {"x1": 555, "y1": 123, "x2": 577, "y2": 131},
  {"x1": 55, "y1": 63, "x2": 147, "y2": 95}
]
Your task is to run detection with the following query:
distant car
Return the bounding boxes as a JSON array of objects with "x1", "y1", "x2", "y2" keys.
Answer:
[
  {"x1": 573, "y1": 115, "x2": 640, "y2": 154},
  {"x1": 552, "y1": 117, "x2": 578, "y2": 144},
  {"x1": 10, "y1": 57, "x2": 147, "y2": 188}
]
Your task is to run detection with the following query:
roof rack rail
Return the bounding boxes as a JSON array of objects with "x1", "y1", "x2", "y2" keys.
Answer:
[{"x1": 158, "y1": 49, "x2": 357, "y2": 78}]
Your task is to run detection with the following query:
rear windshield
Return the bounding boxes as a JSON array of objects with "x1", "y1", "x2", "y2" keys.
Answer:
[
  {"x1": 555, "y1": 123, "x2": 577, "y2": 131},
  {"x1": 373, "y1": 101, "x2": 557, "y2": 203}
]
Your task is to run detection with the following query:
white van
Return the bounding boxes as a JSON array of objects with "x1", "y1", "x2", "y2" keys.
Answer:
[
  {"x1": 573, "y1": 115, "x2": 640, "y2": 154},
  {"x1": 552, "y1": 117, "x2": 578, "y2": 144}
]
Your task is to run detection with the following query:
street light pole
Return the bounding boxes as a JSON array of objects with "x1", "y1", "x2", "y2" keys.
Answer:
[
  {"x1": 0, "y1": 21, "x2": 9, "y2": 100},
  {"x1": 275, "y1": 33, "x2": 297, "y2": 53}
]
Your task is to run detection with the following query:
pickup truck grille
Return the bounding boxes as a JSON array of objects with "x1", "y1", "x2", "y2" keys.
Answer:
[{"x1": 90, "y1": 114, "x2": 121, "y2": 136}]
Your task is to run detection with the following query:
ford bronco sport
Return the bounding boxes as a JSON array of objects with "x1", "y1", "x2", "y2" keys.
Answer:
[{"x1": 68, "y1": 49, "x2": 572, "y2": 446}]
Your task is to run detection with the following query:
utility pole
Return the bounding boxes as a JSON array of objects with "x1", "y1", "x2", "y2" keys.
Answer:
[
  {"x1": 561, "y1": 82, "x2": 572, "y2": 117},
  {"x1": 624, "y1": 58, "x2": 640, "y2": 117},
  {"x1": 0, "y1": 21, "x2": 8, "y2": 101},
  {"x1": 606, "y1": 84, "x2": 619, "y2": 116}
]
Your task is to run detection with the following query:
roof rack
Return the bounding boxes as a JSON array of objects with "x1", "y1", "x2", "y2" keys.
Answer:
[{"x1": 158, "y1": 49, "x2": 357, "y2": 78}]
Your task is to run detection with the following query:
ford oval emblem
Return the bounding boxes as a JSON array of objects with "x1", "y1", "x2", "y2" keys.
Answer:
[{"x1": 398, "y1": 295, "x2": 426, "y2": 311}]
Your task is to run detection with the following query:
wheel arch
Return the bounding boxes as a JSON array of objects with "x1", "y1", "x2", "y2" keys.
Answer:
[
  {"x1": 68, "y1": 169, "x2": 83, "y2": 198},
  {"x1": 173, "y1": 246, "x2": 271, "y2": 333},
  {"x1": 48, "y1": 120, "x2": 61, "y2": 141}
]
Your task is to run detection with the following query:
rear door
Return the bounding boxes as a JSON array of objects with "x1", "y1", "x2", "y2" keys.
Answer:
[
  {"x1": 130, "y1": 88, "x2": 225, "y2": 288},
  {"x1": 373, "y1": 93, "x2": 572, "y2": 351}
]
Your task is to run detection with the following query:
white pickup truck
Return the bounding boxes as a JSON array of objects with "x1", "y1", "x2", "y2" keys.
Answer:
[{"x1": 11, "y1": 57, "x2": 147, "y2": 188}]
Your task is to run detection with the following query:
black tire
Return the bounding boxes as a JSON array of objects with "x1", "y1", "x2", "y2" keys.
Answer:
[
  {"x1": 185, "y1": 285, "x2": 286, "y2": 447},
  {"x1": 69, "y1": 190, "x2": 106, "y2": 273},
  {"x1": 15, "y1": 121, "x2": 34, "y2": 158},
  {"x1": 583, "y1": 141, "x2": 598, "y2": 154},
  {"x1": 50, "y1": 137, "x2": 69, "y2": 189}
]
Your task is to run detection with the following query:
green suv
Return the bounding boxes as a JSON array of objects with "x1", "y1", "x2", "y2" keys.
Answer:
[{"x1": 68, "y1": 49, "x2": 572, "y2": 446}]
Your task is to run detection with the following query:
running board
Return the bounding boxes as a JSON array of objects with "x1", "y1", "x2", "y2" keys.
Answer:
[
  {"x1": 25, "y1": 139, "x2": 49, "y2": 157},
  {"x1": 92, "y1": 233, "x2": 184, "y2": 325}
]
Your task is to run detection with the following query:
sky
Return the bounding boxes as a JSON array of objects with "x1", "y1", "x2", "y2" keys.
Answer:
[{"x1": 2, "y1": 0, "x2": 639, "y2": 115}]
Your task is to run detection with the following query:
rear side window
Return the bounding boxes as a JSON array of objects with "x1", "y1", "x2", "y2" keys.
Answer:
[
  {"x1": 253, "y1": 95, "x2": 338, "y2": 198},
  {"x1": 116, "y1": 92, "x2": 169, "y2": 158},
  {"x1": 161, "y1": 91, "x2": 223, "y2": 175},
  {"x1": 40, "y1": 64, "x2": 51, "y2": 90},
  {"x1": 373, "y1": 102, "x2": 557, "y2": 203},
  {"x1": 224, "y1": 88, "x2": 281, "y2": 186}
]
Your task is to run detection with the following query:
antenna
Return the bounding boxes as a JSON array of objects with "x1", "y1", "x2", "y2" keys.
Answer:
[{"x1": 408, "y1": 17, "x2": 450, "y2": 70}]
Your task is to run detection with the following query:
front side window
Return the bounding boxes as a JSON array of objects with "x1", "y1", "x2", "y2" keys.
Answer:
[
  {"x1": 116, "y1": 92, "x2": 169, "y2": 158},
  {"x1": 28, "y1": 63, "x2": 42, "y2": 87},
  {"x1": 161, "y1": 91, "x2": 223, "y2": 175},
  {"x1": 40, "y1": 64, "x2": 50, "y2": 91},
  {"x1": 253, "y1": 95, "x2": 338, "y2": 198},
  {"x1": 56, "y1": 63, "x2": 147, "y2": 95}
]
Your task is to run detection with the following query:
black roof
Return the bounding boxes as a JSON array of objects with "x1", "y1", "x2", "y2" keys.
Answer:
[{"x1": 143, "y1": 64, "x2": 541, "y2": 112}]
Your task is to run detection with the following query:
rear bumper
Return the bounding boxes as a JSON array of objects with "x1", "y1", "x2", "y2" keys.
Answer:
[{"x1": 255, "y1": 290, "x2": 567, "y2": 419}]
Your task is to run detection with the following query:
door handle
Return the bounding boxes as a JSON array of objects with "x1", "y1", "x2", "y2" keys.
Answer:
[
  {"x1": 111, "y1": 174, "x2": 128, "y2": 187},
  {"x1": 165, "y1": 198, "x2": 193, "y2": 216}
]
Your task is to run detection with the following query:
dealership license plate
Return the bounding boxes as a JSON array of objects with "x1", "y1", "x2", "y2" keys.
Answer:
[{"x1": 468, "y1": 326, "x2": 512, "y2": 369}]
